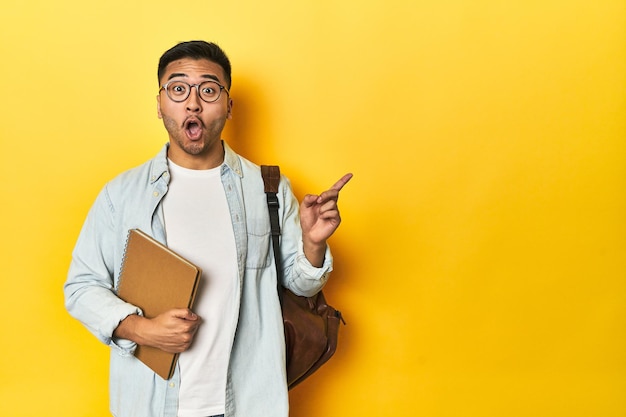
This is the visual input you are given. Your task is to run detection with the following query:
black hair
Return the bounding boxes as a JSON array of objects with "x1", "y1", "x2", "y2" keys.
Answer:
[{"x1": 157, "y1": 40, "x2": 232, "y2": 88}]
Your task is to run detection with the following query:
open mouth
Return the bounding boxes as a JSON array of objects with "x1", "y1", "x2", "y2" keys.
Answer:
[{"x1": 184, "y1": 119, "x2": 203, "y2": 140}]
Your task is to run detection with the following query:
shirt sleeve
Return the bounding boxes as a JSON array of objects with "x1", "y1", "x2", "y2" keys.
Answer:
[
  {"x1": 277, "y1": 175, "x2": 334, "y2": 297},
  {"x1": 63, "y1": 184, "x2": 142, "y2": 355}
]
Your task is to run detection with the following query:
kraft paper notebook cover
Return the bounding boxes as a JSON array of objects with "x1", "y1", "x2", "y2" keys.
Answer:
[{"x1": 117, "y1": 229, "x2": 201, "y2": 380}]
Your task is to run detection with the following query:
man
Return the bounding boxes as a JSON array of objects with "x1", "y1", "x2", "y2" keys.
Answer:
[{"x1": 64, "y1": 40, "x2": 351, "y2": 417}]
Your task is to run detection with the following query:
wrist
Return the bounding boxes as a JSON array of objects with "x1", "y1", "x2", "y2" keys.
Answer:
[
  {"x1": 113, "y1": 314, "x2": 146, "y2": 344},
  {"x1": 303, "y1": 239, "x2": 327, "y2": 268}
]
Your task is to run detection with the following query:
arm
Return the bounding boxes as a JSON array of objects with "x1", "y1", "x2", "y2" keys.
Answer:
[
  {"x1": 64, "y1": 186, "x2": 139, "y2": 349},
  {"x1": 277, "y1": 173, "x2": 352, "y2": 296}
]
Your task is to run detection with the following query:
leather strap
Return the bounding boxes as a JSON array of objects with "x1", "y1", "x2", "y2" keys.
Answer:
[
  {"x1": 261, "y1": 165, "x2": 283, "y2": 299},
  {"x1": 261, "y1": 165, "x2": 280, "y2": 194}
]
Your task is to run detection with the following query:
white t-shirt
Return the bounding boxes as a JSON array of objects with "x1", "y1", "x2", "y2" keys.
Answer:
[{"x1": 162, "y1": 159, "x2": 238, "y2": 417}]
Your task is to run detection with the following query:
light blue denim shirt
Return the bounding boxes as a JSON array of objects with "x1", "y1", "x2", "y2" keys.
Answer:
[{"x1": 64, "y1": 142, "x2": 332, "y2": 417}]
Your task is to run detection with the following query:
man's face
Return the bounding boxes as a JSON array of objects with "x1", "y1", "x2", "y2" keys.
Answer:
[{"x1": 157, "y1": 58, "x2": 232, "y2": 167}]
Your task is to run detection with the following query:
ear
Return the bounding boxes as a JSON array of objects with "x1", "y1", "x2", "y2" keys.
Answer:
[
  {"x1": 226, "y1": 98, "x2": 233, "y2": 120},
  {"x1": 157, "y1": 94, "x2": 163, "y2": 119}
]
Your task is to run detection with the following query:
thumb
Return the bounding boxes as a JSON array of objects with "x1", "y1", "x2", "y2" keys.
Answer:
[{"x1": 301, "y1": 194, "x2": 319, "y2": 208}]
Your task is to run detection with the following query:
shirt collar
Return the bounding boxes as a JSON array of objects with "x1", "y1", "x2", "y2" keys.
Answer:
[
  {"x1": 222, "y1": 141, "x2": 243, "y2": 177},
  {"x1": 150, "y1": 143, "x2": 170, "y2": 184}
]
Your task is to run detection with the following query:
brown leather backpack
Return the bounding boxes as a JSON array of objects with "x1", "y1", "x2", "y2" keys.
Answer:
[{"x1": 261, "y1": 165, "x2": 344, "y2": 389}]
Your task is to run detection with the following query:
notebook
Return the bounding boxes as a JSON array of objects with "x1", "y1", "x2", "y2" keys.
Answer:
[{"x1": 117, "y1": 228, "x2": 202, "y2": 379}]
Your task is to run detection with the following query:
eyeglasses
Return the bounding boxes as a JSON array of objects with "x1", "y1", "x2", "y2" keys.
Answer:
[{"x1": 159, "y1": 80, "x2": 230, "y2": 103}]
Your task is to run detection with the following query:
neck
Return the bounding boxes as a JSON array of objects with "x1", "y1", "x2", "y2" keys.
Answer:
[{"x1": 167, "y1": 141, "x2": 225, "y2": 170}]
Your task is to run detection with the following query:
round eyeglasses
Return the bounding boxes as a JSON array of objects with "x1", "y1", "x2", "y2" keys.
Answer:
[{"x1": 160, "y1": 80, "x2": 229, "y2": 103}]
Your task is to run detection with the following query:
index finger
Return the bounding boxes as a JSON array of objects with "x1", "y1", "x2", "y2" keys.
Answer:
[{"x1": 330, "y1": 173, "x2": 353, "y2": 192}]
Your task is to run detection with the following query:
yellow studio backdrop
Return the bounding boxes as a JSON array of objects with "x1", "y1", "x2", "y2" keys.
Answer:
[{"x1": 1, "y1": 0, "x2": 624, "y2": 416}]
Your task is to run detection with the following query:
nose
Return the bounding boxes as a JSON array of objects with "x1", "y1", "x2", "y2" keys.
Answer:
[{"x1": 186, "y1": 86, "x2": 202, "y2": 112}]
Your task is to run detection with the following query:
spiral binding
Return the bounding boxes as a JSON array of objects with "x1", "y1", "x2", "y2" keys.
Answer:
[{"x1": 115, "y1": 228, "x2": 134, "y2": 293}]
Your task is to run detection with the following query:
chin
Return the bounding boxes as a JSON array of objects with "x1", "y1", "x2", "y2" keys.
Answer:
[
  {"x1": 173, "y1": 137, "x2": 206, "y2": 156},
  {"x1": 183, "y1": 144, "x2": 207, "y2": 155}
]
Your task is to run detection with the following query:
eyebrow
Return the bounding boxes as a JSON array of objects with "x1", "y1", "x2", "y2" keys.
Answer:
[{"x1": 167, "y1": 73, "x2": 221, "y2": 83}]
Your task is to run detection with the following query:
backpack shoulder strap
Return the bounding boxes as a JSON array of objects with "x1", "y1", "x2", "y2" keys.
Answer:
[
  {"x1": 261, "y1": 165, "x2": 280, "y2": 194},
  {"x1": 261, "y1": 165, "x2": 283, "y2": 296}
]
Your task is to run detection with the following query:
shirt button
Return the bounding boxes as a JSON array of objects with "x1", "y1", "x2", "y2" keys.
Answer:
[
  {"x1": 169, "y1": 382, "x2": 175, "y2": 388},
  {"x1": 153, "y1": 191, "x2": 159, "y2": 197}
]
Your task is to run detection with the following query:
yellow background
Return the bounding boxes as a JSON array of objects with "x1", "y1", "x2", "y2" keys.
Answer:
[{"x1": 1, "y1": 0, "x2": 625, "y2": 416}]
